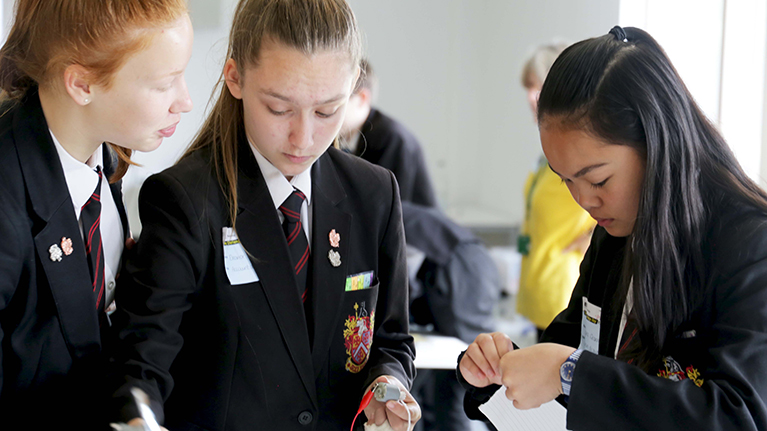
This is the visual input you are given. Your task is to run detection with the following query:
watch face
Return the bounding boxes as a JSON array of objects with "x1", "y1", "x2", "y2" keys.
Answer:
[{"x1": 560, "y1": 362, "x2": 575, "y2": 382}]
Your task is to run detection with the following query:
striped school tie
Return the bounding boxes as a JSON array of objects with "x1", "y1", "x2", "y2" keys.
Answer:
[
  {"x1": 279, "y1": 189, "x2": 311, "y2": 305},
  {"x1": 81, "y1": 166, "x2": 105, "y2": 314}
]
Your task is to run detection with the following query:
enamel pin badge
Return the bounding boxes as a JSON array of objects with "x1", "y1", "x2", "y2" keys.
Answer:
[
  {"x1": 61, "y1": 237, "x2": 73, "y2": 256},
  {"x1": 328, "y1": 250, "x2": 341, "y2": 267},
  {"x1": 50, "y1": 237, "x2": 74, "y2": 262},
  {"x1": 329, "y1": 229, "x2": 340, "y2": 248},
  {"x1": 49, "y1": 244, "x2": 63, "y2": 262},
  {"x1": 328, "y1": 229, "x2": 341, "y2": 267}
]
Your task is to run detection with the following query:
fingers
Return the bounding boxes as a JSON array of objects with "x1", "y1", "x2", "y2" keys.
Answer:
[
  {"x1": 492, "y1": 332, "x2": 514, "y2": 357},
  {"x1": 374, "y1": 403, "x2": 388, "y2": 426},
  {"x1": 363, "y1": 402, "x2": 388, "y2": 427},
  {"x1": 505, "y1": 386, "x2": 541, "y2": 410},
  {"x1": 461, "y1": 332, "x2": 513, "y2": 386},
  {"x1": 458, "y1": 356, "x2": 489, "y2": 387},
  {"x1": 499, "y1": 343, "x2": 575, "y2": 410},
  {"x1": 364, "y1": 375, "x2": 397, "y2": 426},
  {"x1": 385, "y1": 399, "x2": 421, "y2": 431},
  {"x1": 363, "y1": 376, "x2": 421, "y2": 430}
]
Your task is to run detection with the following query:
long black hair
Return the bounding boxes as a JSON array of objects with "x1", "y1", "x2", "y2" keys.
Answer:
[{"x1": 537, "y1": 26, "x2": 767, "y2": 369}]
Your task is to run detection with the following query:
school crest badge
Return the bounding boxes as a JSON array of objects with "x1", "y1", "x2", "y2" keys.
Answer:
[
  {"x1": 343, "y1": 302, "x2": 375, "y2": 373},
  {"x1": 657, "y1": 356, "x2": 704, "y2": 387}
]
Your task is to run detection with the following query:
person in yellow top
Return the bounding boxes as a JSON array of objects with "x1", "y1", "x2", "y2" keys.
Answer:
[{"x1": 516, "y1": 43, "x2": 595, "y2": 336}]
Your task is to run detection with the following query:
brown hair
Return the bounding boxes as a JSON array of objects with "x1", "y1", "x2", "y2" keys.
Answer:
[
  {"x1": 0, "y1": 0, "x2": 188, "y2": 182},
  {"x1": 184, "y1": 0, "x2": 362, "y2": 226}
]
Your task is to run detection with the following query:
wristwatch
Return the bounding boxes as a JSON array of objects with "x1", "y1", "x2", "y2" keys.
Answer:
[{"x1": 560, "y1": 349, "x2": 583, "y2": 397}]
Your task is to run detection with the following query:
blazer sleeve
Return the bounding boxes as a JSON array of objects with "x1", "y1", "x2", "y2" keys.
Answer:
[
  {"x1": 0, "y1": 187, "x2": 25, "y2": 399},
  {"x1": 109, "y1": 171, "x2": 210, "y2": 424},
  {"x1": 362, "y1": 171, "x2": 417, "y2": 390},
  {"x1": 564, "y1": 226, "x2": 767, "y2": 430}
]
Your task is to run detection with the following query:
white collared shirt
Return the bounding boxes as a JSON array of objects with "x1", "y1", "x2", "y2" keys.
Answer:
[
  {"x1": 51, "y1": 132, "x2": 123, "y2": 307},
  {"x1": 249, "y1": 142, "x2": 313, "y2": 248},
  {"x1": 614, "y1": 279, "x2": 634, "y2": 359}
]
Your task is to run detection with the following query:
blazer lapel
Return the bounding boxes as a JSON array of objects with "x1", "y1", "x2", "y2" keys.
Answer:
[
  {"x1": 14, "y1": 90, "x2": 101, "y2": 359},
  {"x1": 309, "y1": 153, "x2": 352, "y2": 376},
  {"x1": 235, "y1": 139, "x2": 317, "y2": 407}
]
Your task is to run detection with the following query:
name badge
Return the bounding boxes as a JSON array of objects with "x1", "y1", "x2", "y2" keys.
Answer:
[
  {"x1": 345, "y1": 271, "x2": 374, "y2": 291},
  {"x1": 578, "y1": 297, "x2": 601, "y2": 354},
  {"x1": 223, "y1": 227, "x2": 259, "y2": 285}
]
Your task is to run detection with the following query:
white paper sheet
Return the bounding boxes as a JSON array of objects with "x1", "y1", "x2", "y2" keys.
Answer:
[{"x1": 478, "y1": 387, "x2": 568, "y2": 431}]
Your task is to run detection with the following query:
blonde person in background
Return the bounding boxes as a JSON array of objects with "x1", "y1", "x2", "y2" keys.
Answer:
[{"x1": 516, "y1": 43, "x2": 595, "y2": 339}]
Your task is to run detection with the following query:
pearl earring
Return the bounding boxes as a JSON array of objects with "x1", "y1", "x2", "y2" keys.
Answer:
[{"x1": 83, "y1": 98, "x2": 90, "y2": 104}]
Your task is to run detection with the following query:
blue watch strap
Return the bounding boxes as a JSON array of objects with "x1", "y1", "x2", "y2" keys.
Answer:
[{"x1": 560, "y1": 349, "x2": 583, "y2": 397}]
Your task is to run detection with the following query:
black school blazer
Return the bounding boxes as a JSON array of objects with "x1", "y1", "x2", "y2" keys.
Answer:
[
  {"x1": 463, "y1": 199, "x2": 767, "y2": 431},
  {"x1": 110, "y1": 140, "x2": 415, "y2": 431},
  {"x1": 356, "y1": 108, "x2": 437, "y2": 207},
  {"x1": 0, "y1": 90, "x2": 128, "y2": 428}
]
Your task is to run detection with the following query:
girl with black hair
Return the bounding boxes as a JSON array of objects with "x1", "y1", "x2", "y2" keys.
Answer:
[{"x1": 458, "y1": 26, "x2": 767, "y2": 430}]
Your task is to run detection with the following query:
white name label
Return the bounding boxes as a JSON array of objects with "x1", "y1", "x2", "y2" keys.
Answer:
[
  {"x1": 578, "y1": 297, "x2": 601, "y2": 354},
  {"x1": 222, "y1": 227, "x2": 259, "y2": 285}
]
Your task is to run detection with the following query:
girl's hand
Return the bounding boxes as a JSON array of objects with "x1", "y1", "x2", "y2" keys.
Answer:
[
  {"x1": 363, "y1": 375, "x2": 421, "y2": 431},
  {"x1": 500, "y1": 343, "x2": 575, "y2": 409},
  {"x1": 459, "y1": 332, "x2": 514, "y2": 388}
]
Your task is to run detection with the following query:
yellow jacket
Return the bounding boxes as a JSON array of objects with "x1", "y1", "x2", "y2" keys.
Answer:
[{"x1": 516, "y1": 161, "x2": 594, "y2": 329}]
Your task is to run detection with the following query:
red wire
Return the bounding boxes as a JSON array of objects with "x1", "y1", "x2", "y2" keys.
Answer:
[{"x1": 351, "y1": 389, "x2": 375, "y2": 431}]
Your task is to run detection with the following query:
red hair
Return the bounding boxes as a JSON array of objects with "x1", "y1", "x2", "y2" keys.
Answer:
[{"x1": 0, "y1": 0, "x2": 188, "y2": 182}]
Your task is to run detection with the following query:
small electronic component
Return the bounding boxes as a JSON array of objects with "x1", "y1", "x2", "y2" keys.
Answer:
[{"x1": 373, "y1": 382, "x2": 402, "y2": 402}]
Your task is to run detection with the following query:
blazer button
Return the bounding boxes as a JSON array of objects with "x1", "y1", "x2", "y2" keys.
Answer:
[{"x1": 298, "y1": 411, "x2": 313, "y2": 425}]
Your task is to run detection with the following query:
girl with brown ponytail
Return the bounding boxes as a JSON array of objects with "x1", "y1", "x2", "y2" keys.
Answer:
[{"x1": 109, "y1": 0, "x2": 420, "y2": 429}]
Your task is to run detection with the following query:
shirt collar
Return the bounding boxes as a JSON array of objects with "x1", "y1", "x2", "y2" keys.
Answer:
[
  {"x1": 51, "y1": 130, "x2": 103, "y2": 215},
  {"x1": 248, "y1": 141, "x2": 312, "y2": 210}
]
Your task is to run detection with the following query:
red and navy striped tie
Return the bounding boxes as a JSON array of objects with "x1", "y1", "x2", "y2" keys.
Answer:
[
  {"x1": 81, "y1": 166, "x2": 105, "y2": 315},
  {"x1": 279, "y1": 189, "x2": 311, "y2": 303}
]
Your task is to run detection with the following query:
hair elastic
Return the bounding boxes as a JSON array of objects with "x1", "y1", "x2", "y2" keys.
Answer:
[{"x1": 609, "y1": 26, "x2": 628, "y2": 42}]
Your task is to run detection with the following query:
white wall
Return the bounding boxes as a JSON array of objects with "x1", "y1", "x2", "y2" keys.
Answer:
[{"x1": 348, "y1": 0, "x2": 620, "y2": 228}]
